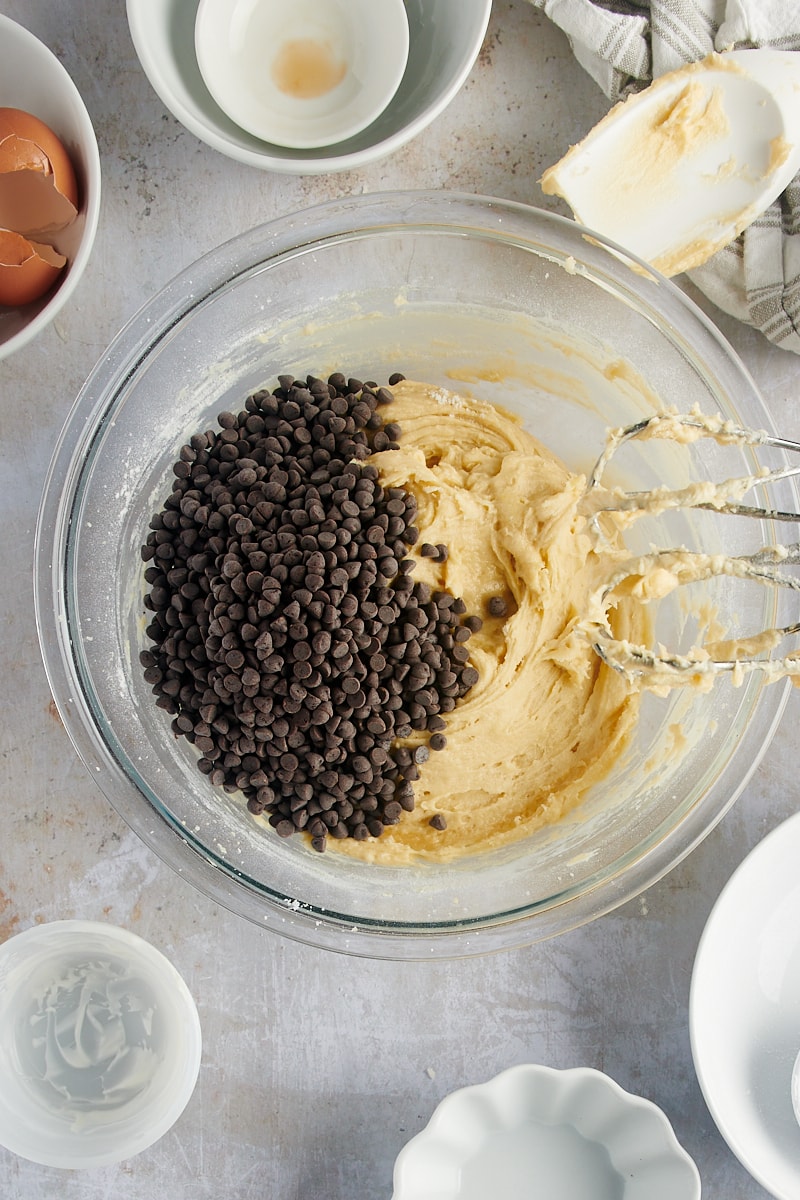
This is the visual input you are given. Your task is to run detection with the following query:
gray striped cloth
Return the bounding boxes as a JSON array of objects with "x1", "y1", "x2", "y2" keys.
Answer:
[{"x1": 529, "y1": 0, "x2": 800, "y2": 353}]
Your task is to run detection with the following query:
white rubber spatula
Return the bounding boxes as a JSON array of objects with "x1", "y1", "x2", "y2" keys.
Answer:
[{"x1": 540, "y1": 50, "x2": 800, "y2": 277}]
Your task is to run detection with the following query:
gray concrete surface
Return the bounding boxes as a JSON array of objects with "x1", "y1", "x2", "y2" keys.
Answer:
[{"x1": 0, "y1": 2, "x2": 797, "y2": 1196}]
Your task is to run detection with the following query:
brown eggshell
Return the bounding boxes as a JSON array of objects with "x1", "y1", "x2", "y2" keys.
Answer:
[
  {"x1": 0, "y1": 108, "x2": 78, "y2": 206},
  {"x1": 0, "y1": 109, "x2": 79, "y2": 307},
  {"x1": 0, "y1": 228, "x2": 66, "y2": 307}
]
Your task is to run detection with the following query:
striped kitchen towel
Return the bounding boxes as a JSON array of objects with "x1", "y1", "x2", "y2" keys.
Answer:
[{"x1": 529, "y1": 0, "x2": 800, "y2": 353}]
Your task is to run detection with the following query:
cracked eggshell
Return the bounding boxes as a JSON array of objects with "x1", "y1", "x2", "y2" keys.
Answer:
[
  {"x1": 0, "y1": 229, "x2": 65, "y2": 307},
  {"x1": 0, "y1": 107, "x2": 79, "y2": 307},
  {"x1": 0, "y1": 108, "x2": 78, "y2": 205}
]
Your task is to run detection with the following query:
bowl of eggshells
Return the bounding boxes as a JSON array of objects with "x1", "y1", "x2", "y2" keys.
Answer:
[{"x1": 0, "y1": 13, "x2": 101, "y2": 360}]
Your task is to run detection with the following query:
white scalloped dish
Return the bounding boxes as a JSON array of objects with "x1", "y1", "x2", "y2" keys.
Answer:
[{"x1": 392, "y1": 1064, "x2": 700, "y2": 1200}]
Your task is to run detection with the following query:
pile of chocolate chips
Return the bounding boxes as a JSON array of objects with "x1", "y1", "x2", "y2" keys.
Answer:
[{"x1": 140, "y1": 373, "x2": 482, "y2": 851}]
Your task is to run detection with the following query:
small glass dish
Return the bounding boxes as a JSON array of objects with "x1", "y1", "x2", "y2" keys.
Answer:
[
  {"x1": 391, "y1": 1064, "x2": 701, "y2": 1200},
  {"x1": 0, "y1": 921, "x2": 201, "y2": 1168}
]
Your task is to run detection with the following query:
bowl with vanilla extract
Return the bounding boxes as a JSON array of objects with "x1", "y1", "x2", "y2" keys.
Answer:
[{"x1": 126, "y1": 0, "x2": 492, "y2": 172}]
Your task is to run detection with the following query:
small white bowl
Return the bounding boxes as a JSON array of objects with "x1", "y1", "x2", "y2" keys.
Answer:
[
  {"x1": 127, "y1": 0, "x2": 491, "y2": 173},
  {"x1": 195, "y1": 0, "x2": 409, "y2": 149},
  {"x1": 0, "y1": 14, "x2": 102, "y2": 361},
  {"x1": 392, "y1": 1065, "x2": 701, "y2": 1200},
  {"x1": 0, "y1": 921, "x2": 201, "y2": 1168}
]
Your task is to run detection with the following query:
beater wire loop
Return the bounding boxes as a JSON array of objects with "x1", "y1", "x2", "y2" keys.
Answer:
[{"x1": 582, "y1": 413, "x2": 800, "y2": 681}]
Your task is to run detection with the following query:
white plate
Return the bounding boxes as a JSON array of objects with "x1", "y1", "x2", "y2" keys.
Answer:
[{"x1": 691, "y1": 812, "x2": 800, "y2": 1199}]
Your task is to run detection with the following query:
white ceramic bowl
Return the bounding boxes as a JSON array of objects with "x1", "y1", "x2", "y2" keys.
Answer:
[
  {"x1": 194, "y1": 0, "x2": 409, "y2": 149},
  {"x1": 0, "y1": 921, "x2": 201, "y2": 1168},
  {"x1": 392, "y1": 1065, "x2": 701, "y2": 1200},
  {"x1": 126, "y1": 0, "x2": 492, "y2": 173},
  {"x1": 0, "y1": 14, "x2": 102, "y2": 361}
]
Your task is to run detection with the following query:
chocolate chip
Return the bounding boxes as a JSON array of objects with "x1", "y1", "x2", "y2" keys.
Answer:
[
  {"x1": 429, "y1": 814, "x2": 447, "y2": 830},
  {"x1": 487, "y1": 595, "x2": 508, "y2": 617},
  {"x1": 141, "y1": 372, "x2": 483, "y2": 851}
]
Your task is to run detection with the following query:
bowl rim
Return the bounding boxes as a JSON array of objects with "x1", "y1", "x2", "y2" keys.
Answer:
[
  {"x1": 33, "y1": 190, "x2": 793, "y2": 960},
  {"x1": 0, "y1": 13, "x2": 102, "y2": 360},
  {"x1": 125, "y1": 0, "x2": 493, "y2": 173}
]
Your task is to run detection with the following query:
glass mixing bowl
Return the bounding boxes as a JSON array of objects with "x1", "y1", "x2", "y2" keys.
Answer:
[{"x1": 34, "y1": 192, "x2": 793, "y2": 959}]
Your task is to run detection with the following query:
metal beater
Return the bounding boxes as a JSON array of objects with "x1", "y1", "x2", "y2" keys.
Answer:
[{"x1": 579, "y1": 411, "x2": 800, "y2": 683}]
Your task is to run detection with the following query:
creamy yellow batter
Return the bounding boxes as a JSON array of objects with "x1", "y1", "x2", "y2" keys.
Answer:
[{"x1": 332, "y1": 380, "x2": 646, "y2": 864}]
